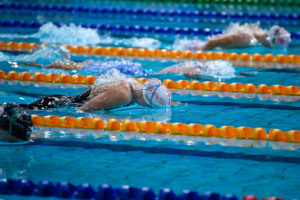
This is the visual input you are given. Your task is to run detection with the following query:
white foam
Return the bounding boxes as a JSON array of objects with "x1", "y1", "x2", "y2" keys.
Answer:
[
  {"x1": 116, "y1": 37, "x2": 161, "y2": 49},
  {"x1": 0, "y1": 22, "x2": 162, "y2": 48},
  {"x1": 93, "y1": 69, "x2": 138, "y2": 87},
  {"x1": 182, "y1": 60, "x2": 236, "y2": 79},
  {"x1": 172, "y1": 37, "x2": 206, "y2": 51},
  {"x1": 20, "y1": 45, "x2": 71, "y2": 65},
  {"x1": 31, "y1": 22, "x2": 101, "y2": 46},
  {"x1": 202, "y1": 60, "x2": 236, "y2": 79},
  {"x1": 0, "y1": 52, "x2": 9, "y2": 61}
]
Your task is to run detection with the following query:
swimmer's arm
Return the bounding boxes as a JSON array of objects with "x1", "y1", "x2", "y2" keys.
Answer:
[
  {"x1": 44, "y1": 61, "x2": 83, "y2": 70},
  {"x1": 184, "y1": 73, "x2": 201, "y2": 79},
  {"x1": 19, "y1": 61, "x2": 43, "y2": 67},
  {"x1": 156, "y1": 66, "x2": 173, "y2": 74},
  {"x1": 19, "y1": 61, "x2": 83, "y2": 70},
  {"x1": 181, "y1": 67, "x2": 201, "y2": 79},
  {"x1": 202, "y1": 33, "x2": 252, "y2": 50},
  {"x1": 77, "y1": 90, "x2": 131, "y2": 111},
  {"x1": 253, "y1": 31, "x2": 272, "y2": 48},
  {"x1": 157, "y1": 65, "x2": 198, "y2": 75}
]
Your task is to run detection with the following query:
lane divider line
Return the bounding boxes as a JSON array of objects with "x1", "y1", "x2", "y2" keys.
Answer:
[
  {"x1": 31, "y1": 114, "x2": 300, "y2": 143},
  {"x1": 0, "y1": 4, "x2": 299, "y2": 26},
  {"x1": 1, "y1": 70, "x2": 299, "y2": 96},
  {"x1": 2, "y1": 79, "x2": 298, "y2": 103},
  {"x1": 0, "y1": 178, "x2": 265, "y2": 200},
  {"x1": 0, "y1": 41, "x2": 299, "y2": 67},
  {"x1": 0, "y1": 19, "x2": 300, "y2": 40}
]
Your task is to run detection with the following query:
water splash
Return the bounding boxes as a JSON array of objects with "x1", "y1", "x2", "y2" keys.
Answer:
[
  {"x1": 202, "y1": 60, "x2": 236, "y2": 79},
  {"x1": 116, "y1": 37, "x2": 161, "y2": 49},
  {"x1": 20, "y1": 45, "x2": 71, "y2": 65},
  {"x1": 0, "y1": 22, "x2": 161, "y2": 48},
  {"x1": 31, "y1": 23, "x2": 101, "y2": 46},
  {"x1": 83, "y1": 59, "x2": 147, "y2": 76},
  {"x1": 182, "y1": 60, "x2": 236, "y2": 79},
  {"x1": 93, "y1": 69, "x2": 139, "y2": 87},
  {"x1": 172, "y1": 37, "x2": 206, "y2": 51},
  {"x1": 0, "y1": 45, "x2": 71, "y2": 65},
  {"x1": 0, "y1": 45, "x2": 146, "y2": 77},
  {"x1": 34, "y1": 22, "x2": 161, "y2": 48},
  {"x1": 0, "y1": 52, "x2": 9, "y2": 61},
  {"x1": 0, "y1": 22, "x2": 99, "y2": 46}
]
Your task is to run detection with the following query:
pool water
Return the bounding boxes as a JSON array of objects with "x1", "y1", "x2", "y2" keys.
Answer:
[{"x1": 0, "y1": 1, "x2": 300, "y2": 199}]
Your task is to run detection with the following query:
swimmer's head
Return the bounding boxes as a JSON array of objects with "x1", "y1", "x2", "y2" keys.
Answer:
[
  {"x1": 267, "y1": 26, "x2": 291, "y2": 48},
  {"x1": 142, "y1": 78, "x2": 172, "y2": 108},
  {"x1": 0, "y1": 103, "x2": 32, "y2": 142}
]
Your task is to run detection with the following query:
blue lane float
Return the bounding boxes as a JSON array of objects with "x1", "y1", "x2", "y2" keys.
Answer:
[
  {"x1": 0, "y1": 178, "x2": 240, "y2": 200},
  {"x1": 0, "y1": 19, "x2": 300, "y2": 39},
  {"x1": 0, "y1": 2, "x2": 299, "y2": 26}
]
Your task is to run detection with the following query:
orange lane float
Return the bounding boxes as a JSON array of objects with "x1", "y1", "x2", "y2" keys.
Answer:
[
  {"x1": 0, "y1": 41, "x2": 299, "y2": 66},
  {"x1": 1, "y1": 70, "x2": 300, "y2": 96},
  {"x1": 31, "y1": 114, "x2": 300, "y2": 143}
]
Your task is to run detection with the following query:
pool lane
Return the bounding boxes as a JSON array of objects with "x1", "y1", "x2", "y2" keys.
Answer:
[
  {"x1": 1, "y1": 79, "x2": 300, "y2": 133},
  {"x1": 1, "y1": 133, "x2": 299, "y2": 199}
]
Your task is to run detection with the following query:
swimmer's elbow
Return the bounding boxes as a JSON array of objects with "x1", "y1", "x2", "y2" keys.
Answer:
[
  {"x1": 202, "y1": 40, "x2": 214, "y2": 50},
  {"x1": 184, "y1": 73, "x2": 200, "y2": 79},
  {"x1": 77, "y1": 105, "x2": 90, "y2": 112}
]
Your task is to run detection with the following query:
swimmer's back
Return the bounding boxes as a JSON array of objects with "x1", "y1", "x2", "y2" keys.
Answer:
[{"x1": 89, "y1": 81, "x2": 131, "y2": 99}]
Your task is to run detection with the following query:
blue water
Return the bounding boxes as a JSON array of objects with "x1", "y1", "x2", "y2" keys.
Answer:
[{"x1": 0, "y1": 1, "x2": 300, "y2": 200}]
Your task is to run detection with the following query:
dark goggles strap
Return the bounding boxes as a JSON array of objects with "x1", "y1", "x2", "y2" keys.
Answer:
[{"x1": 9, "y1": 109, "x2": 20, "y2": 141}]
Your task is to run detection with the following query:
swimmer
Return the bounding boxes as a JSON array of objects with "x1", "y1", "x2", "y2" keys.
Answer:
[
  {"x1": 156, "y1": 60, "x2": 249, "y2": 79},
  {"x1": 19, "y1": 45, "x2": 147, "y2": 76},
  {"x1": 19, "y1": 46, "x2": 243, "y2": 79},
  {"x1": 174, "y1": 23, "x2": 291, "y2": 51},
  {"x1": 0, "y1": 78, "x2": 171, "y2": 142},
  {"x1": 0, "y1": 103, "x2": 32, "y2": 142},
  {"x1": 17, "y1": 78, "x2": 171, "y2": 111}
]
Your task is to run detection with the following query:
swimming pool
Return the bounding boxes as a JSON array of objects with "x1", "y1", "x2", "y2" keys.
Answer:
[{"x1": 0, "y1": 1, "x2": 300, "y2": 200}]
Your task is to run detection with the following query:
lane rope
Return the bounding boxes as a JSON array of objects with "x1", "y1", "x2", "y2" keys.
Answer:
[
  {"x1": 0, "y1": 178, "x2": 268, "y2": 200},
  {"x1": 0, "y1": 19, "x2": 300, "y2": 39},
  {"x1": 31, "y1": 114, "x2": 300, "y2": 143},
  {"x1": 0, "y1": 3, "x2": 299, "y2": 26},
  {"x1": 1, "y1": 70, "x2": 300, "y2": 97},
  {"x1": 0, "y1": 41, "x2": 299, "y2": 68},
  {"x1": 2, "y1": 79, "x2": 298, "y2": 103}
]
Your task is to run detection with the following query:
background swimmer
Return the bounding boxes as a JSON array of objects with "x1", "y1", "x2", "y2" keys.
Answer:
[
  {"x1": 156, "y1": 60, "x2": 250, "y2": 79},
  {"x1": 18, "y1": 45, "x2": 248, "y2": 80},
  {"x1": 173, "y1": 23, "x2": 291, "y2": 51},
  {"x1": 19, "y1": 45, "x2": 147, "y2": 76}
]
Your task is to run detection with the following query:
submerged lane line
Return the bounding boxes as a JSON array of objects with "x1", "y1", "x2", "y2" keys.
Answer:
[{"x1": 31, "y1": 139, "x2": 300, "y2": 164}]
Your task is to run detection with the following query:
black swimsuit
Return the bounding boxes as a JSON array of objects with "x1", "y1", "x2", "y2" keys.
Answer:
[
  {"x1": 20, "y1": 82, "x2": 136, "y2": 110},
  {"x1": 20, "y1": 87, "x2": 92, "y2": 110}
]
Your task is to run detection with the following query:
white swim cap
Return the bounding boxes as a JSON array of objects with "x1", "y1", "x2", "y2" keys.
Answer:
[
  {"x1": 267, "y1": 26, "x2": 291, "y2": 48},
  {"x1": 142, "y1": 78, "x2": 172, "y2": 108}
]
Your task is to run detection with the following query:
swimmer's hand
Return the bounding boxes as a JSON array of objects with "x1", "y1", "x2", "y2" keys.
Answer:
[
  {"x1": 19, "y1": 61, "x2": 43, "y2": 67},
  {"x1": 184, "y1": 73, "x2": 201, "y2": 79},
  {"x1": 44, "y1": 61, "x2": 82, "y2": 70},
  {"x1": 239, "y1": 72, "x2": 255, "y2": 77},
  {"x1": 253, "y1": 31, "x2": 272, "y2": 48}
]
